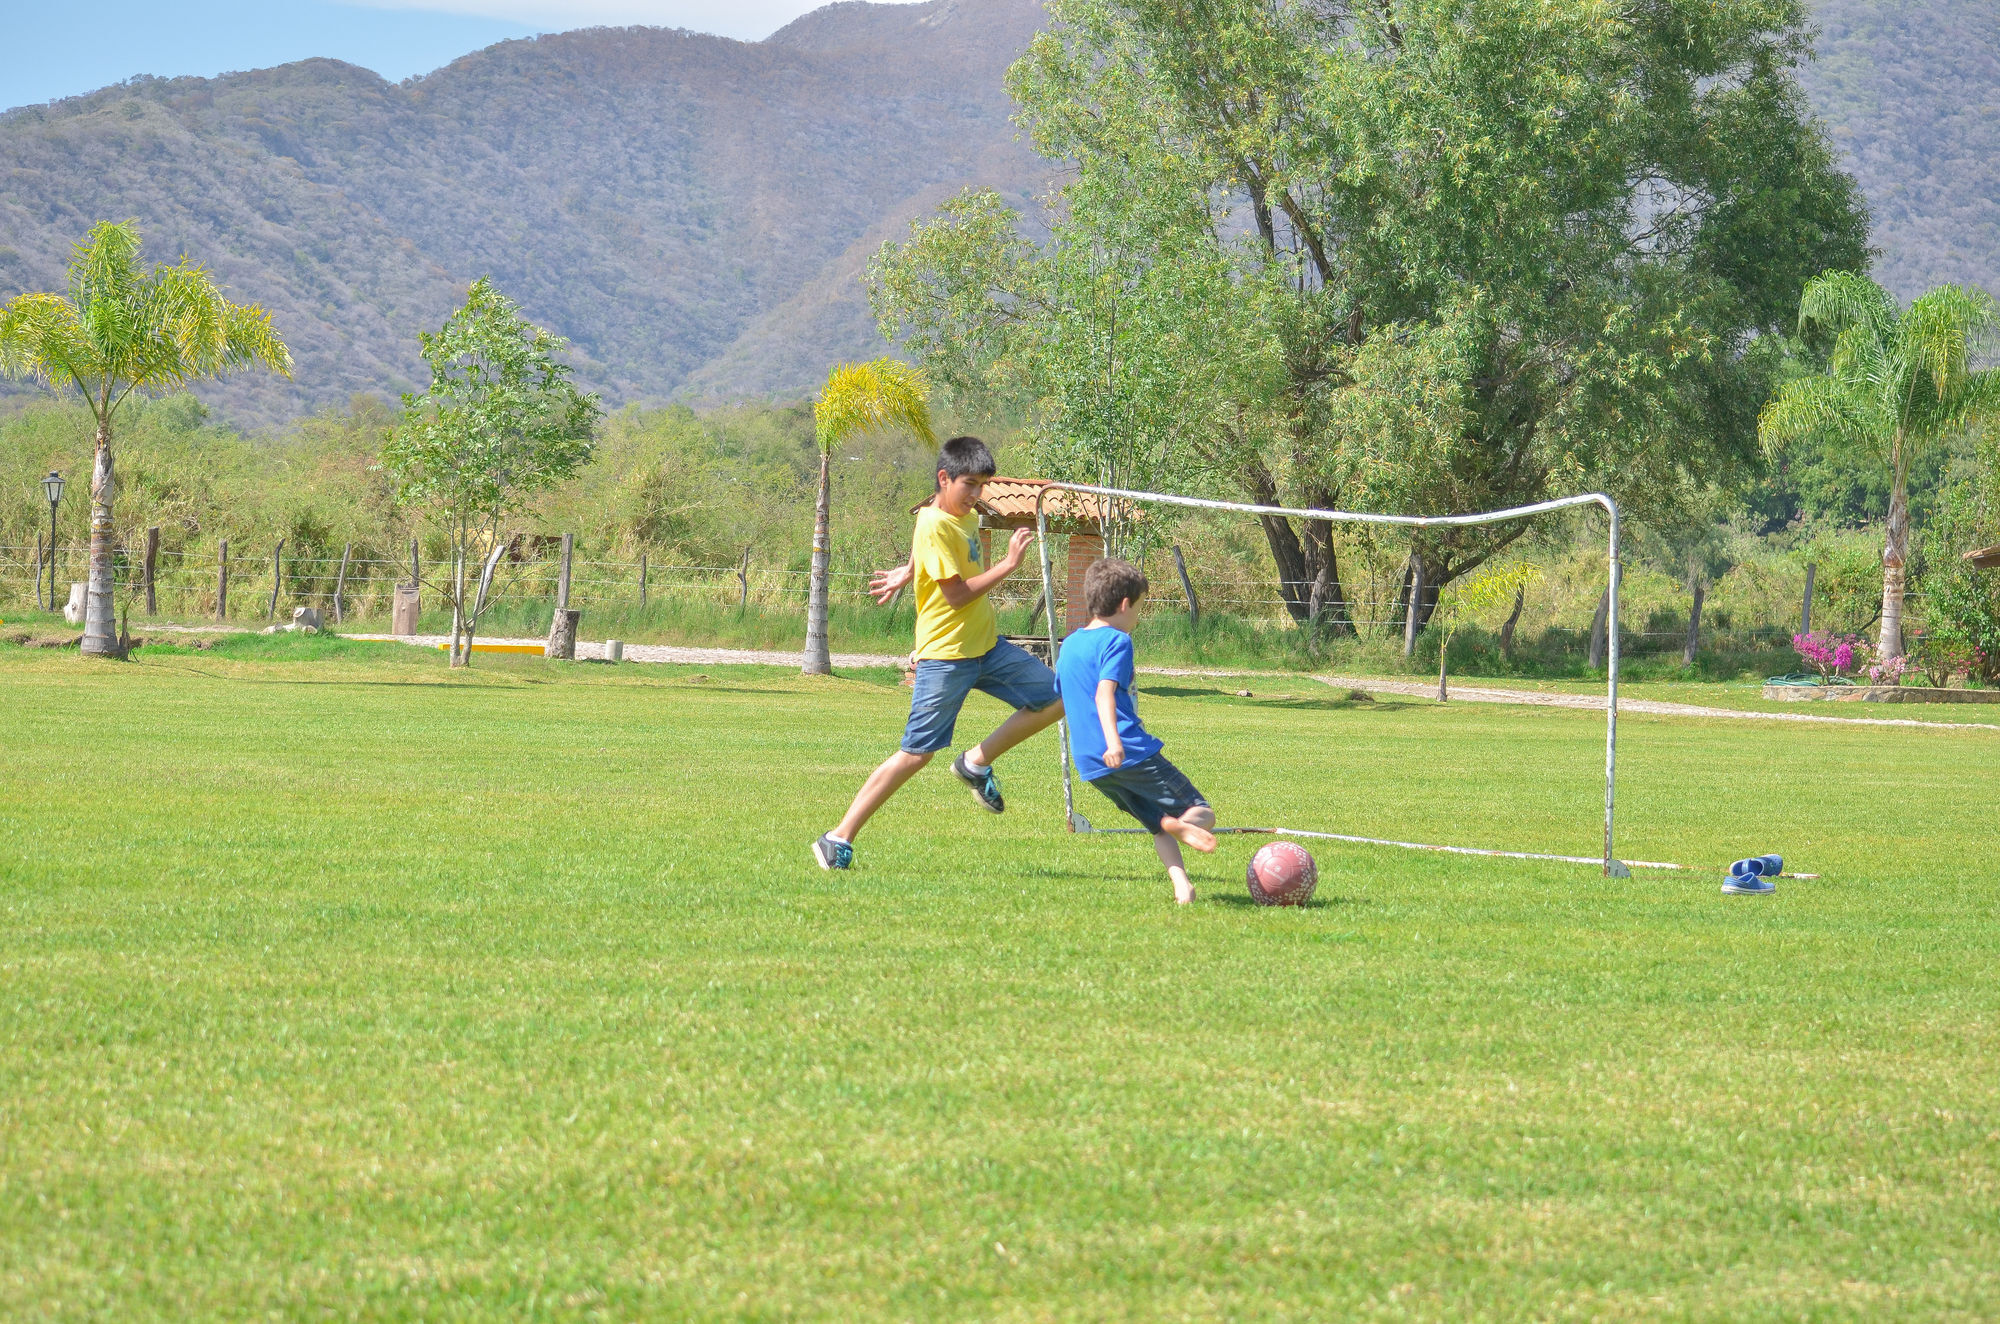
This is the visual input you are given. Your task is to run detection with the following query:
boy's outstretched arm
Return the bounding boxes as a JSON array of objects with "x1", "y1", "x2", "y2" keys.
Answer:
[
  {"x1": 868, "y1": 560, "x2": 914, "y2": 603},
  {"x1": 1094, "y1": 678, "x2": 1126, "y2": 769},
  {"x1": 936, "y1": 528, "x2": 1034, "y2": 608}
]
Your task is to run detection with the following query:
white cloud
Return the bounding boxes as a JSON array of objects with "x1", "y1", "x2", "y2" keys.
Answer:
[{"x1": 341, "y1": 0, "x2": 917, "y2": 42}]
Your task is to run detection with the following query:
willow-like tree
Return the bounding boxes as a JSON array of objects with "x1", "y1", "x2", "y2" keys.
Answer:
[
  {"x1": 805, "y1": 360, "x2": 934, "y2": 675},
  {"x1": 0, "y1": 221, "x2": 291, "y2": 654},
  {"x1": 383, "y1": 278, "x2": 600, "y2": 667},
  {"x1": 1759, "y1": 273, "x2": 2000, "y2": 658},
  {"x1": 873, "y1": 0, "x2": 1866, "y2": 634}
]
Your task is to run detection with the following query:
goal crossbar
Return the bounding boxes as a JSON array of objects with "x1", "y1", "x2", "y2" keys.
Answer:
[{"x1": 1031, "y1": 484, "x2": 1630, "y2": 878}]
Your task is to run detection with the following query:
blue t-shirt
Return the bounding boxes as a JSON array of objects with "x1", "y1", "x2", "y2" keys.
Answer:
[{"x1": 1055, "y1": 625, "x2": 1163, "y2": 781}]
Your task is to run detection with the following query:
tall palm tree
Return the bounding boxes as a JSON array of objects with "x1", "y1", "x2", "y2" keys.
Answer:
[
  {"x1": 0, "y1": 222, "x2": 291, "y2": 655},
  {"x1": 1760, "y1": 273, "x2": 2000, "y2": 658},
  {"x1": 805, "y1": 359, "x2": 935, "y2": 675}
]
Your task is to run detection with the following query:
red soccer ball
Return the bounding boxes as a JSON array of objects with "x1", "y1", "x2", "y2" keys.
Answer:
[{"x1": 1247, "y1": 841, "x2": 1318, "y2": 907}]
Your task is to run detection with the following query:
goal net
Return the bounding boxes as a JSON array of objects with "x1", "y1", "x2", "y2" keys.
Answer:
[{"x1": 1029, "y1": 483, "x2": 1643, "y2": 878}]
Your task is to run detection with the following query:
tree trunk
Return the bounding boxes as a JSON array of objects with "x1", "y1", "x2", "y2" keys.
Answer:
[
  {"x1": 1438, "y1": 629, "x2": 1450, "y2": 702},
  {"x1": 143, "y1": 526, "x2": 159, "y2": 616},
  {"x1": 1302, "y1": 518, "x2": 1355, "y2": 637},
  {"x1": 1880, "y1": 434, "x2": 1910, "y2": 658},
  {"x1": 1587, "y1": 588, "x2": 1610, "y2": 670},
  {"x1": 1684, "y1": 581, "x2": 1705, "y2": 666},
  {"x1": 1499, "y1": 586, "x2": 1524, "y2": 661},
  {"x1": 80, "y1": 419, "x2": 118, "y2": 656},
  {"x1": 802, "y1": 449, "x2": 833, "y2": 675},
  {"x1": 450, "y1": 545, "x2": 467, "y2": 668}
]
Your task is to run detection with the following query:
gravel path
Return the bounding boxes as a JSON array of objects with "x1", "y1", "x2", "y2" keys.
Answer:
[
  {"x1": 347, "y1": 634, "x2": 2000, "y2": 732},
  {"x1": 346, "y1": 634, "x2": 910, "y2": 671}
]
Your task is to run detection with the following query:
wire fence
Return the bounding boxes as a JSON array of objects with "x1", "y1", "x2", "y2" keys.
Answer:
[{"x1": 0, "y1": 535, "x2": 1918, "y2": 646}]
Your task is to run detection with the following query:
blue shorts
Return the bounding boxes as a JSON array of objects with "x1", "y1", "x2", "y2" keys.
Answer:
[
  {"x1": 1088, "y1": 753, "x2": 1208, "y2": 834},
  {"x1": 902, "y1": 639, "x2": 1060, "y2": 755}
]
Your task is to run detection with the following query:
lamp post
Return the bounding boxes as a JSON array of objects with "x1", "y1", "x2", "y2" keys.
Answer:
[{"x1": 41, "y1": 470, "x2": 64, "y2": 614}]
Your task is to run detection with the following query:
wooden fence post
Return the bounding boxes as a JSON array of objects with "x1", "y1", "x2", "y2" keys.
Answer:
[
  {"x1": 1171, "y1": 545, "x2": 1199, "y2": 628},
  {"x1": 333, "y1": 543, "x2": 352, "y2": 625},
  {"x1": 1402, "y1": 555, "x2": 1425, "y2": 658},
  {"x1": 143, "y1": 526, "x2": 159, "y2": 616},
  {"x1": 1587, "y1": 587, "x2": 1610, "y2": 670},
  {"x1": 1801, "y1": 562, "x2": 1816, "y2": 634},
  {"x1": 556, "y1": 533, "x2": 574, "y2": 612},
  {"x1": 638, "y1": 551, "x2": 648, "y2": 609},
  {"x1": 738, "y1": 546, "x2": 751, "y2": 616},
  {"x1": 266, "y1": 540, "x2": 285, "y2": 620},
  {"x1": 216, "y1": 540, "x2": 229, "y2": 620}
]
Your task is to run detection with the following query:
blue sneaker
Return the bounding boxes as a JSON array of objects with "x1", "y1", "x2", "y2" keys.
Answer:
[
  {"x1": 952, "y1": 753, "x2": 1005, "y2": 813},
  {"x1": 812, "y1": 833, "x2": 853, "y2": 871},
  {"x1": 1722, "y1": 874, "x2": 1775, "y2": 895}
]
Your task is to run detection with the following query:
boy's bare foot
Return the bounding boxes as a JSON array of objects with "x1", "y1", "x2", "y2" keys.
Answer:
[
  {"x1": 1173, "y1": 876, "x2": 1197, "y2": 905},
  {"x1": 1161, "y1": 813, "x2": 1216, "y2": 854}
]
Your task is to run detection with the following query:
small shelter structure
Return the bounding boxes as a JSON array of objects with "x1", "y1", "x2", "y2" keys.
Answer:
[
  {"x1": 1962, "y1": 544, "x2": 2000, "y2": 570},
  {"x1": 916, "y1": 477, "x2": 1133, "y2": 633}
]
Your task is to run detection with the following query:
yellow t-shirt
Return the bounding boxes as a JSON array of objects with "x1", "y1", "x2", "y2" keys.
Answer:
[{"x1": 911, "y1": 505, "x2": 999, "y2": 661}]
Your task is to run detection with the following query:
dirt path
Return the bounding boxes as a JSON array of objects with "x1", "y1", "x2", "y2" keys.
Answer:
[
  {"x1": 344, "y1": 633, "x2": 2000, "y2": 732},
  {"x1": 345, "y1": 634, "x2": 911, "y2": 671},
  {"x1": 1143, "y1": 667, "x2": 2000, "y2": 732}
]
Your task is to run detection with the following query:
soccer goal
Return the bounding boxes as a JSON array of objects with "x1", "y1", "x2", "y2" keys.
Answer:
[{"x1": 1030, "y1": 483, "x2": 1645, "y2": 879}]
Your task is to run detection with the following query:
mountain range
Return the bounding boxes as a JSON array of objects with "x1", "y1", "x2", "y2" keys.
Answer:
[{"x1": 0, "y1": 0, "x2": 1992, "y2": 426}]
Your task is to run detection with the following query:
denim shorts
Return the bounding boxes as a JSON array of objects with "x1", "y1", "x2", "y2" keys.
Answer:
[
  {"x1": 1088, "y1": 753, "x2": 1209, "y2": 834},
  {"x1": 902, "y1": 638, "x2": 1059, "y2": 755}
]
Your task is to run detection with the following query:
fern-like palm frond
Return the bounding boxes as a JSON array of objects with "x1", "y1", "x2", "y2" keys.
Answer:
[
  {"x1": 1758, "y1": 372, "x2": 1887, "y2": 461},
  {"x1": 1797, "y1": 270, "x2": 1894, "y2": 342},
  {"x1": 1901, "y1": 283, "x2": 1997, "y2": 399},
  {"x1": 815, "y1": 358, "x2": 937, "y2": 453},
  {"x1": 0, "y1": 292, "x2": 99, "y2": 394}
]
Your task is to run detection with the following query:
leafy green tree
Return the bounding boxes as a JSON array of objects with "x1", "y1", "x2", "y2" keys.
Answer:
[
  {"x1": 1433, "y1": 561, "x2": 1541, "y2": 700},
  {"x1": 383, "y1": 278, "x2": 600, "y2": 667},
  {"x1": 0, "y1": 221, "x2": 291, "y2": 654},
  {"x1": 806, "y1": 360, "x2": 935, "y2": 675},
  {"x1": 1759, "y1": 273, "x2": 2000, "y2": 657},
  {"x1": 1914, "y1": 480, "x2": 2000, "y2": 684},
  {"x1": 873, "y1": 0, "x2": 1866, "y2": 635}
]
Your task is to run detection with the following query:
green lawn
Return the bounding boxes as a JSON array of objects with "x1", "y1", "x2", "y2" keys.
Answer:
[{"x1": 2, "y1": 639, "x2": 1997, "y2": 1320}]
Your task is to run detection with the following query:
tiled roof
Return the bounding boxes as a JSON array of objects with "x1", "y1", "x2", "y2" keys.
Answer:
[
  {"x1": 913, "y1": 477, "x2": 1128, "y2": 531},
  {"x1": 1965, "y1": 543, "x2": 2000, "y2": 569}
]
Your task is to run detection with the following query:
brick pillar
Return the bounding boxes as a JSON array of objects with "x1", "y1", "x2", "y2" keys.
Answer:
[{"x1": 1065, "y1": 533, "x2": 1104, "y2": 633}]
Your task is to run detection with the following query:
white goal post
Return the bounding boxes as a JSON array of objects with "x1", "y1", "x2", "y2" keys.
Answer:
[{"x1": 1031, "y1": 483, "x2": 1636, "y2": 879}]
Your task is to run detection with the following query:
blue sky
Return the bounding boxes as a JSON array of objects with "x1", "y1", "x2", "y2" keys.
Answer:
[{"x1": 0, "y1": 0, "x2": 887, "y2": 112}]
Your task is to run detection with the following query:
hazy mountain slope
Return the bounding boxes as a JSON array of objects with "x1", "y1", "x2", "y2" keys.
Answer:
[
  {"x1": 1798, "y1": 0, "x2": 2000, "y2": 303},
  {"x1": 0, "y1": 0, "x2": 1048, "y2": 424},
  {"x1": 0, "y1": 0, "x2": 1993, "y2": 427}
]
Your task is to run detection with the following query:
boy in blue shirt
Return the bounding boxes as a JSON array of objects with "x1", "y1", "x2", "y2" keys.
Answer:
[{"x1": 1055, "y1": 557, "x2": 1216, "y2": 904}]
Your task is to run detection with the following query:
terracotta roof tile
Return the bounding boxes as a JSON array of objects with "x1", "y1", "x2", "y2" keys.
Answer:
[{"x1": 912, "y1": 476, "x2": 1130, "y2": 531}]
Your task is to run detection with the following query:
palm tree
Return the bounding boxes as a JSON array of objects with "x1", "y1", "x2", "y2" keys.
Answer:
[
  {"x1": 0, "y1": 222, "x2": 291, "y2": 655},
  {"x1": 805, "y1": 359, "x2": 935, "y2": 675},
  {"x1": 1760, "y1": 273, "x2": 2000, "y2": 658}
]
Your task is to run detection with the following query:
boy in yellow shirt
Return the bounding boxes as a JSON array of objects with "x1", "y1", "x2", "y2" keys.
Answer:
[{"x1": 813, "y1": 436, "x2": 1063, "y2": 870}]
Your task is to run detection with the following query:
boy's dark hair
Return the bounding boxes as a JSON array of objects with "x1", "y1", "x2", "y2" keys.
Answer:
[
  {"x1": 937, "y1": 435, "x2": 997, "y2": 480},
  {"x1": 1084, "y1": 557, "x2": 1149, "y2": 619}
]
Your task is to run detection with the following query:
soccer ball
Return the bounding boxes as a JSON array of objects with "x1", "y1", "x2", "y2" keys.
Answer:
[{"x1": 1247, "y1": 841, "x2": 1317, "y2": 906}]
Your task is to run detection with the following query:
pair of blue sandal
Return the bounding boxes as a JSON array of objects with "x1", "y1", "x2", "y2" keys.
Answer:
[{"x1": 1722, "y1": 854, "x2": 1784, "y2": 895}]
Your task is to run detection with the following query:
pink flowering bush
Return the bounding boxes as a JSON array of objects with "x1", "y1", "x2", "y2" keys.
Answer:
[
  {"x1": 1867, "y1": 651, "x2": 1909, "y2": 686},
  {"x1": 1794, "y1": 631, "x2": 1863, "y2": 684}
]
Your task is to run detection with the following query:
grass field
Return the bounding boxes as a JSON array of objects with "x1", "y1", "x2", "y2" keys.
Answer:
[{"x1": 3, "y1": 638, "x2": 1998, "y2": 1319}]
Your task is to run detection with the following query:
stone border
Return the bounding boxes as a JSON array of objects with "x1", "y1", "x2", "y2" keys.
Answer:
[{"x1": 1761, "y1": 683, "x2": 2000, "y2": 704}]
